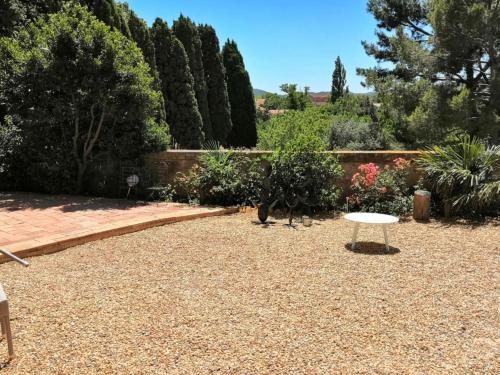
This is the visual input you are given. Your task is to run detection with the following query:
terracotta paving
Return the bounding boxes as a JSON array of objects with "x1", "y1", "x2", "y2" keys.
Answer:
[{"x1": 0, "y1": 192, "x2": 236, "y2": 263}]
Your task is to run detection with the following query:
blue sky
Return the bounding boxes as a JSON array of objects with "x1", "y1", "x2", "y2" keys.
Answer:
[{"x1": 126, "y1": 0, "x2": 379, "y2": 93}]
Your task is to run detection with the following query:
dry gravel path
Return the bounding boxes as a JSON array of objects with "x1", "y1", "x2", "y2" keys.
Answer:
[{"x1": 0, "y1": 213, "x2": 498, "y2": 374}]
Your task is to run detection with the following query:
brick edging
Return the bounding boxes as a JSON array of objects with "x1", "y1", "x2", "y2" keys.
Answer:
[{"x1": 0, "y1": 207, "x2": 238, "y2": 265}]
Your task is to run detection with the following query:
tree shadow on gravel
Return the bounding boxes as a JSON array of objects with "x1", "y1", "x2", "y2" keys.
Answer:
[
  {"x1": 344, "y1": 242, "x2": 400, "y2": 255},
  {"x1": 432, "y1": 217, "x2": 499, "y2": 229}
]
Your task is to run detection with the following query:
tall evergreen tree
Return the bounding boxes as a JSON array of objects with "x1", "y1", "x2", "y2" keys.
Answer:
[
  {"x1": 331, "y1": 56, "x2": 347, "y2": 103},
  {"x1": 79, "y1": 0, "x2": 130, "y2": 38},
  {"x1": 173, "y1": 15, "x2": 212, "y2": 140},
  {"x1": 152, "y1": 18, "x2": 204, "y2": 148},
  {"x1": 120, "y1": 4, "x2": 156, "y2": 72},
  {"x1": 222, "y1": 40, "x2": 257, "y2": 148},
  {"x1": 120, "y1": 4, "x2": 167, "y2": 136},
  {"x1": 198, "y1": 24, "x2": 232, "y2": 144}
]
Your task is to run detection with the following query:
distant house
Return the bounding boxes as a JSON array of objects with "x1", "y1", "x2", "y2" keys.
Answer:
[
  {"x1": 255, "y1": 98, "x2": 266, "y2": 110},
  {"x1": 255, "y1": 98, "x2": 287, "y2": 117},
  {"x1": 310, "y1": 95, "x2": 329, "y2": 106}
]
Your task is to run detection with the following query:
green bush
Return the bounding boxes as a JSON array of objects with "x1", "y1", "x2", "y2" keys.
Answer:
[
  {"x1": 417, "y1": 134, "x2": 500, "y2": 217},
  {"x1": 257, "y1": 108, "x2": 333, "y2": 150},
  {"x1": 269, "y1": 139, "x2": 343, "y2": 213},
  {"x1": 348, "y1": 158, "x2": 413, "y2": 216},
  {"x1": 329, "y1": 119, "x2": 386, "y2": 150},
  {"x1": 174, "y1": 151, "x2": 263, "y2": 206}
]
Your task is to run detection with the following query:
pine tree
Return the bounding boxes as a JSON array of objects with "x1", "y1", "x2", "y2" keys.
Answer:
[
  {"x1": 198, "y1": 24, "x2": 232, "y2": 145},
  {"x1": 173, "y1": 15, "x2": 212, "y2": 140},
  {"x1": 152, "y1": 18, "x2": 204, "y2": 148},
  {"x1": 330, "y1": 56, "x2": 347, "y2": 104},
  {"x1": 222, "y1": 40, "x2": 257, "y2": 148}
]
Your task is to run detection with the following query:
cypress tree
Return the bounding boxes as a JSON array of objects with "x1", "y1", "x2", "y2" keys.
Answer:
[
  {"x1": 198, "y1": 24, "x2": 232, "y2": 145},
  {"x1": 173, "y1": 15, "x2": 213, "y2": 140},
  {"x1": 152, "y1": 18, "x2": 204, "y2": 149},
  {"x1": 122, "y1": 5, "x2": 156, "y2": 72},
  {"x1": 121, "y1": 5, "x2": 167, "y2": 135},
  {"x1": 222, "y1": 40, "x2": 257, "y2": 148},
  {"x1": 330, "y1": 56, "x2": 347, "y2": 104},
  {"x1": 79, "y1": 0, "x2": 130, "y2": 38}
]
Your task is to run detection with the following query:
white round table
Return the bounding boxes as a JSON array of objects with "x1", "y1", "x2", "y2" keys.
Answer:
[{"x1": 344, "y1": 212, "x2": 399, "y2": 252}]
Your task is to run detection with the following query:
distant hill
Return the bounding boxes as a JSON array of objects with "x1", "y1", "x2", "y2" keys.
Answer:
[
  {"x1": 254, "y1": 88, "x2": 374, "y2": 97},
  {"x1": 253, "y1": 88, "x2": 269, "y2": 97}
]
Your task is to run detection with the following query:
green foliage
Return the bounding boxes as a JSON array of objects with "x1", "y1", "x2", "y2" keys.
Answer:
[
  {"x1": 279, "y1": 84, "x2": 312, "y2": 111},
  {"x1": 257, "y1": 108, "x2": 333, "y2": 151},
  {"x1": 0, "y1": 115, "x2": 21, "y2": 173},
  {"x1": 0, "y1": 3, "x2": 169, "y2": 192},
  {"x1": 174, "y1": 151, "x2": 263, "y2": 206},
  {"x1": 79, "y1": 0, "x2": 130, "y2": 38},
  {"x1": 257, "y1": 99, "x2": 387, "y2": 152},
  {"x1": 0, "y1": 0, "x2": 63, "y2": 37},
  {"x1": 417, "y1": 134, "x2": 500, "y2": 216},
  {"x1": 349, "y1": 159, "x2": 413, "y2": 216},
  {"x1": 321, "y1": 94, "x2": 376, "y2": 120},
  {"x1": 262, "y1": 93, "x2": 287, "y2": 110},
  {"x1": 152, "y1": 18, "x2": 204, "y2": 149},
  {"x1": 329, "y1": 119, "x2": 386, "y2": 150},
  {"x1": 223, "y1": 40, "x2": 257, "y2": 148},
  {"x1": 331, "y1": 56, "x2": 347, "y2": 103},
  {"x1": 173, "y1": 15, "x2": 212, "y2": 139},
  {"x1": 269, "y1": 142, "x2": 343, "y2": 213},
  {"x1": 360, "y1": 0, "x2": 500, "y2": 143},
  {"x1": 198, "y1": 24, "x2": 233, "y2": 144}
]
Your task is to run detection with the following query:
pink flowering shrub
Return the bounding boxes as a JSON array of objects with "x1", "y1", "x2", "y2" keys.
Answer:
[{"x1": 348, "y1": 158, "x2": 413, "y2": 216}]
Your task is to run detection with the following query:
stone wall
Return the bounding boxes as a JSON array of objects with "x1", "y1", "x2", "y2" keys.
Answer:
[{"x1": 144, "y1": 150, "x2": 422, "y2": 192}]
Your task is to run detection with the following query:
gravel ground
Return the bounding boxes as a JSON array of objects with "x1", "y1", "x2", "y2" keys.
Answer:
[{"x1": 0, "y1": 212, "x2": 498, "y2": 374}]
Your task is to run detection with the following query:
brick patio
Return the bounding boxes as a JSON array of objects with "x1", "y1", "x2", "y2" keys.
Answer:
[{"x1": 0, "y1": 192, "x2": 236, "y2": 263}]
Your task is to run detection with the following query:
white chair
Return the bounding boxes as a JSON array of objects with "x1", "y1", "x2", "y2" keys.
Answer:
[{"x1": 0, "y1": 283, "x2": 13, "y2": 359}]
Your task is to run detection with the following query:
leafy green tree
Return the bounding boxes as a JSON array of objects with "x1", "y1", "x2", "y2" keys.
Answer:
[
  {"x1": 173, "y1": 15, "x2": 212, "y2": 139},
  {"x1": 198, "y1": 24, "x2": 233, "y2": 144},
  {"x1": 279, "y1": 83, "x2": 312, "y2": 111},
  {"x1": 0, "y1": 0, "x2": 63, "y2": 36},
  {"x1": 257, "y1": 108, "x2": 335, "y2": 150},
  {"x1": 0, "y1": 3, "x2": 168, "y2": 192},
  {"x1": 263, "y1": 93, "x2": 287, "y2": 110},
  {"x1": 331, "y1": 56, "x2": 347, "y2": 103},
  {"x1": 359, "y1": 0, "x2": 499, "y2": 143},
  {"x1": 223, "y1": 40, "x2": 257, "y2": 148},
  {"x1": 152, "y1": 18, "x2": 204, "y2": 148}
]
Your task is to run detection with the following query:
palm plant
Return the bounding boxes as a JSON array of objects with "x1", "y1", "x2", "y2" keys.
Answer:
[{"x1": 417, "y1": 134, "x2": 500, "y2": 217}]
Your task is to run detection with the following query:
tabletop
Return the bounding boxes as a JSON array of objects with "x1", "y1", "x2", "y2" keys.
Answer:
[{"x1": 344, "y1": 212, "x2": 399, "y2": 224}]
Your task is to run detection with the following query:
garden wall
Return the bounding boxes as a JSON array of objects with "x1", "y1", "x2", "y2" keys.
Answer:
[{"x1": 144, "y1": 150, "x2": 422, "y2": 192}]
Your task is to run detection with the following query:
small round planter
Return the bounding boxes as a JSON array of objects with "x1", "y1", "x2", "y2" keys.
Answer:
[{"x1": 302, "y1": 216, "x2": 313, "y2": 227}]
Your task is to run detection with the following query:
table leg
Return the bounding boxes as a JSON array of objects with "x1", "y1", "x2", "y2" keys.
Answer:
[
  {"x1": 351, "y1": 223, "x2": 360, "y2": 250},
  {"x1": 383, "y1": 225, "x2": 389, "y2": 252}
]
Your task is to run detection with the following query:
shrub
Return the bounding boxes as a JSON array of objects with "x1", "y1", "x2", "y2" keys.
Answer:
[
  {"x1": 257, "y1": 108, "x2": 333, "y2": 150},
  {"x1": 269, "y1": 139, "x2": 343, "y2": 215},
  {"x1": 417, "y1": 134, "x2": 500, "y2": 217},
  {"x1": 348, "y1": 158, "x2": 413, "y2": 216},
  {"x1": 329, "y1": 119, "x2": 386, "y2": 150},
  {"x1": 174, "y1": 151, "x2": 263, "y2": 206},
  {"x1": 0, "y1": 116, "x2": 21, "y2": 174}
]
